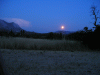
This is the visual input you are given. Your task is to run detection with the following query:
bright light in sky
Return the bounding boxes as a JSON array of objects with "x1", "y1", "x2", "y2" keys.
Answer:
[{"x1": 61, "y1": 26, "x2": 64, "y2": 29}]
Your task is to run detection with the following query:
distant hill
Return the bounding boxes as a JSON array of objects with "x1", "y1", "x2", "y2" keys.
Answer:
[
  {"x1": 55, "y1": 31, "x2": 75, "y2": 35},
  {"x1": 0, "y1": 19, "x2": 23, "y2": 32},
  {"x1": 0, "y1": 19, "x2": 75, "y2": 35}
]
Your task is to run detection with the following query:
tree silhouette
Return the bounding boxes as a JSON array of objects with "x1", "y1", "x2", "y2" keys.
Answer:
[
  {"x1": 91, "y1": 5, "x2": 100, "y2": 28},
  {"x1": 23, "y1": 30, "x2": 25, "y2": 35},
  {"x1": 59, "y1": 33, "x2": 62, "y2": 40},
  {"x1": 9, "y1": 30, "x2": 15, "y2": 37},
  {"x1": 83, "y1": 5, "x2": 100, "y2": 50},
  {"x1": 47, "y1": 32, "x2": 54, "y2": 39},
  {"x1": 49, "y1": 32, "x2": 54, "y2": 39},
  {"x1": 84, "y1": 27, "x2": 88, "y2": 33},
  {"x1": 20, "y1": 30, "x2": 25, "y2": 37}
]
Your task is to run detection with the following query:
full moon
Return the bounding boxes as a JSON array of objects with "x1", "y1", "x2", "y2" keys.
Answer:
[{"x1": 61, "y1": 26, "x2": 64, "y2": 29}]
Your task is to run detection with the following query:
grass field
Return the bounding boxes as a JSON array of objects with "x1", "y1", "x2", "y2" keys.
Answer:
[
  {"x1": 1, "y1": 49, "x2": 100, "y2": 75},
  {"x1": 0, "y1": 37, "x2": 89, "y2": 51},
  {"x1": 0, "y1": 37, "x2": 99, "y2": 75}
]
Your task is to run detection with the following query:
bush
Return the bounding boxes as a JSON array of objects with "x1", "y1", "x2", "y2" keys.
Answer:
[{"x1": 83, "y1": 26, "x2": 100, "y2": 50}]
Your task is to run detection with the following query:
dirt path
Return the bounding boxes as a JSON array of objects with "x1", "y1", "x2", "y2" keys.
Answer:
[{"x1": 0, "y1": 49, "x2": 100, "y2": 75}]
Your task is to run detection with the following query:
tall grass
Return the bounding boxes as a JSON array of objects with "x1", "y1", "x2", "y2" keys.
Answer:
[{"x1": 0, "y1": 37, "x2": 88, "y2": 51}]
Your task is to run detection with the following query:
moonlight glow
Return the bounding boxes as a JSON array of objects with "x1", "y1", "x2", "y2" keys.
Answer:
[{"x1": 61, "y1": 26, "x2": 64, "y2": 29}]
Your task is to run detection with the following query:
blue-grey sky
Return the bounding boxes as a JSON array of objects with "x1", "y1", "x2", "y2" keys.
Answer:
[{"x1": 0, "y1": 0, "x2": 100, "y2": 33}]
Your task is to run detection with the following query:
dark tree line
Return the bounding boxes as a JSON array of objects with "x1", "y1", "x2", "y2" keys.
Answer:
[
  {"x1": 46, "y1": 32, "x2": 62, "y2": 40},
  {"x1": 83, "y1": 5, "x2": 100, "y2": 50},
  {"x1": 0, "y1": 30, "x2": 26, "y2": 37},
  {"x1": 66, "y1": 5, "x2": 100, "y2": 50},
  {"x1": 0, "y1": 30, "x2": 63, "y2": 40}
]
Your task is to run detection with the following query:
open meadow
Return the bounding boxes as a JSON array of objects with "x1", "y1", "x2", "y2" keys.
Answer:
[
  {"x1": 0, "y1": 37, "x2": 100, "y2": 75},
  {"x1": 0, "y1": 49, "x2": 100, "y2": 75},
  {"x1": 0, "y1": 37, "x2": 88, "y2": 51}
]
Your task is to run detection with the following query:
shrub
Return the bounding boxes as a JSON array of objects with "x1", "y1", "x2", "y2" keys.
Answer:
[{"x1": 83, "y1": 26, "x2": 100, "y2": 50}]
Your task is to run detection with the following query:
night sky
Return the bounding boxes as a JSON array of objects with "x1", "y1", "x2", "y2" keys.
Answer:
[{"x1": 0, "y1": 0, "x2": 100, "y2": 33}]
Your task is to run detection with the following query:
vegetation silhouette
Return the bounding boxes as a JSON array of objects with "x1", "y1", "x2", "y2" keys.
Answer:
[
  {"x1": 83, "y1": 5, "x2": 100, "y2": 50},
  {"x1": 9, "y1": 30, "x2": 15, "y2": 37},
  {"x1": 66, "y1": 5, "x2": 100, "y2": 50}
]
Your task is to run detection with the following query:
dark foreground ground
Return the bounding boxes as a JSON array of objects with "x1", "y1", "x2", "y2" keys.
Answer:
[{"x1": 0, "y1": 49, "x2": 100, "y2": 75}]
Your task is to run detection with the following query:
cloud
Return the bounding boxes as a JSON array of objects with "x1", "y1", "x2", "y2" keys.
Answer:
[{"x1": 2, "y1": 18, "x2": 31, "y2": 27}]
